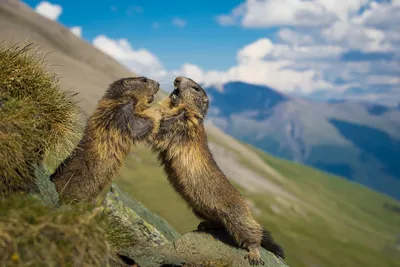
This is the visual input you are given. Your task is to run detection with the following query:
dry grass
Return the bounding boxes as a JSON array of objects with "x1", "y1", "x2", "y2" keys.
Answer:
[{"x1": 0, "y1": 42, "x2": 80, "y2": 196}]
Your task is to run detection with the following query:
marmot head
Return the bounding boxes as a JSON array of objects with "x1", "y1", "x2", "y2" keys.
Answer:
[
  {"x1": 104, "y1": 77, "x2": 160, "y2": 105},
  {"x1": 170, "y1": 76, "x2": 209, "y2": 117}
]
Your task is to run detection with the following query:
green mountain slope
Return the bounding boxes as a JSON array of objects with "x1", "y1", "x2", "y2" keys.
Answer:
[{"x1": 1, "y1": 1, "x2": 399, "y2": 267}]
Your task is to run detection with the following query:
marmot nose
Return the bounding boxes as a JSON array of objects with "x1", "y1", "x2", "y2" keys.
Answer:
[{"x1": 174, "y1": 76, "x2": 183, "y2": 87}]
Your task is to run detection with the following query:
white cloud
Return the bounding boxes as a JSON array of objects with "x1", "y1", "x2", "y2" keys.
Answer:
[
  {"x1": 175, "y1": 64, "x2": 205, "y2": 84},
  {"x1": 216, "y1": 5, "x2": 245, "y2": 26},
  {"x1": 70, "y1": 26, "x2": 82, "y2": 38},
  {"x1": 277, "y1": 28, "x2": 315, "y2": 46},
  {"x1": 92, "y1": 35, "x2": 166, "y2": 80},
  {"x1": 218, "y1": 0, "x2": 398, "y2": 53},
  {"x1": 237, "y1": 38, "x2": 274, "y2": 61},
  {"x1": 367, "y1": 75, "x2": 400, "y2": 85},
  {"x1": 237, "y1": 38, "x2": 343, "y2": 62},
  {"x1": 353, "y1": 1, "x2": 400, "y2": 30},
  {"x1": 216, "y1": 15, "x2": 236, "y2": 26},
  {"x1": 173, "y1": 38, "x2": 334, "y2": 94},
  {"x1": 217, "y1": 0, "x2": 370, "y2": 28},
  {"x1": 322, "y1": 21, "x2": 392, "y2": 52},
  {"x1": 172, "y1": 17, "x2": 187, "y2": 28},
  {"x1": 35, "y1": 1, "x2": 62, "y2": 21}
]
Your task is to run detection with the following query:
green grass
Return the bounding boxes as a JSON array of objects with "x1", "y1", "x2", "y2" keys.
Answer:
[
  {"x1": 0, "y1": 196, "x2": 109, "y2": 266},
  {"x1": 115, "y1": 139, "x2": 400, "y2": 267}
]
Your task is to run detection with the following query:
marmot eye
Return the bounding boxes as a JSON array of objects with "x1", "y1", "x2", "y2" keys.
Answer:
[
  {"x1": 192, "y1": 86, "x2": 200, "y2": 92},
  {"x1": 140, "y1": 77, "x2": 148, "y2": 83}
]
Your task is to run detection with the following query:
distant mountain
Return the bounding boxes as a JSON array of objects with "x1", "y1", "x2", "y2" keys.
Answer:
[
  {"x1": 208, "y1": 82, "x2": 289, "y2": 120},
  {"x1": 206, "y1": 82, "x2": 400, "y2": 200}
]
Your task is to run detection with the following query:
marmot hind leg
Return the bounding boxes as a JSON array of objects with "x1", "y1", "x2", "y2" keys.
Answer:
[
  {"x1": 193, "y1": 210, "x2": 225, "y2": 231},
  {"x1": 245, "y1": 245, "x2": 265, "y2": 266},
  {"x1": 221, "y1": 215, "x2": 265, "y2": 265}
]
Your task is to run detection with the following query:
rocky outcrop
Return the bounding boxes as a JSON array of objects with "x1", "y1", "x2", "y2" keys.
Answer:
[{"x1": 103, "y1": 184, "x2": 288, "y2": 267}]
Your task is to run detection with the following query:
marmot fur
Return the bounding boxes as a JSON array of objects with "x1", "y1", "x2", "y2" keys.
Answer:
[
  {"x1": 50, "y1": 77, "x2": 160, "y2": 204},
  {"x1": 148, "y1": 76, "x2": 284, "y2": 266}
]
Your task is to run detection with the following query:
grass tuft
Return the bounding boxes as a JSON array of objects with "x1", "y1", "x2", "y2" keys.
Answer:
[
  {"x1": 0, "y1": 196, "x2": 110, "y2": 266},
  {"x1": 0, "y1": 42, "x2": 80, "y2": 196}
]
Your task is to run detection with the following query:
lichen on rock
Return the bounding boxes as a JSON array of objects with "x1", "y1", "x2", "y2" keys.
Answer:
[
  {"x1": 102, "y1": 186, "x2": 288, "y2": 267},
  {"x1": 98, "y1": 184, "x2": 179, "y2": 254}
]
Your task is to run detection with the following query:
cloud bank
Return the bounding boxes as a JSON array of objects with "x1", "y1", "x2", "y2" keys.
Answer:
[{"x1": 194, "y1": 0, "x2": 399, "y2": 104}]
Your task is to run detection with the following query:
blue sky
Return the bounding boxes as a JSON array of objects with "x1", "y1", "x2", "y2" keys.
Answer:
[
  {"x1": 23, "y1": 0, "x2": 400, "y2": 106},
  {"x1": 23, "y1": 0, "x2": 277, "y2": 70}
]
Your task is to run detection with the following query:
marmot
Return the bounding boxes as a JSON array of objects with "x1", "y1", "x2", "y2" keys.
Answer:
[
  {"x1": 50, "y1": 77, "x2": 160, "y2": 204},
  {"x1": 147, "y1": 77, "x2": 284, "y2": 266}
]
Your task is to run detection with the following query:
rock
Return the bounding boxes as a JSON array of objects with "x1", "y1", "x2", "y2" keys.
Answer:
[
  {"x1": 121, "y1": 230, "x2": 288, "y2": 267},
  {"x1": 32, "y1": 163, "x2": 59, "y2": 207},
  {"x1": 103, "y1": 185, "x2": 289, "y2": 267},
  {"x1": 99, "y1": 184, "x2": 180, "y2": 252}
]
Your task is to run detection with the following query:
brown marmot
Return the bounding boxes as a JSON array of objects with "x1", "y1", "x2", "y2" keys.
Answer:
[
  {"x1": 50, "y1": 77, "x2": 160, "y2": 204},
  {"x1": 147, "y1": 76, "x2": 284, "y2": 266}
]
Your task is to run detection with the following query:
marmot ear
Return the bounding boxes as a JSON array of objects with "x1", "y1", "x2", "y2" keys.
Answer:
[{"x1": 203, "y1": 97, "x2": 209, "y2": 103}]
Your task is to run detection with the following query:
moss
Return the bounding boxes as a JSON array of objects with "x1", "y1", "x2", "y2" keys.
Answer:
[
  {"x1": 0, "y1": 196, "x2": 110, "y2": 266},
  {"x1": 96, "y1": 207, "x2": 137, "y2": 251},
  {"x1": 0, "y1": 43, "x2": 80, "y2": 196}
]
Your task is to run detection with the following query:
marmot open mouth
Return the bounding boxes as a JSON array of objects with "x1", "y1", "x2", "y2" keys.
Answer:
[
  {"x1": 170, "y1": 86, "x2": 180, "y2": 101},
  {"x1": 148, "y1": 94, "x2": 155, "y2": 104}
]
